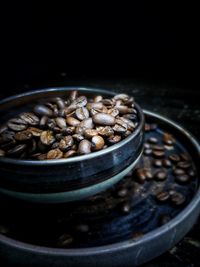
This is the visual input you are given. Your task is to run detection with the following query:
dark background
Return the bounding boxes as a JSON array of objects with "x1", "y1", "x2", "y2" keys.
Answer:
[{"x1": 0, "y1": 2, "x2": 200, "y2": 267}]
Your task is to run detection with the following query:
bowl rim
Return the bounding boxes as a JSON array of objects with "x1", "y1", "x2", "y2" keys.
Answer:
[
  {"x1": 0, "y1": 110, "x2": 199, "y2": 256},
  {"x1": 0, "y1": 87, "x2": 144, "y2": 166}
]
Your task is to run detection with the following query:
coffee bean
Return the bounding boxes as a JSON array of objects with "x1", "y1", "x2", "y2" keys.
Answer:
[
  {"x1": 102, "y1": 99, "x2": 114, "y2": 107},
  {"x1": 15, "y1": 130, "x2": 32, "y2": 141},
  {"x1": 163, "y1": 133, "x2": 175, "y2": 145},
  {"x1": 123, "y1": 113, "x2": 137, "y2": 121},
  {"x1": 176, "y1": 161, "x2": 191, "y2": 169},
  {"x1": 40, "y1": 131, "x2": 55, "y2": 146},
  {"x1": 156, "y1": 191, "x2": 170, "y2": 202},
  {"x1": 54, "y1": 97, "x2": 65, "y2": 110},
  {"x1": 7, "y1": 144, "x2": 27, "y2": 156},
  {"x1": 113, "y1": 122, "x2": 127, "y2": 134},
  {"x1": 121, "y1": 202, "x2": 131, "y2": 214},
  {"x1": 79, "y1": 118, "x2": 94, "y2": 129},
  {"x1": 113, "y1": 93, "x2": 129, "y2": 102},
  {"x1": 169, "y1": 154, "x2": 181, "y2": 163},
  {"x1": 144, "y1": 148, "x2": 152, "y2": 156},
  {"x1": 87, "y1": 102, "x2": 103, "y2": 110},
  {"x1": 152, "y1": 150, "x2": 165, "y2": 158},
  {"x1": 72, "y1": 96, "x2": 87, "y2": 108},
  {"x1": 19, "y1": 112, "x2": 39, "y2": 126},
  {"x1": 180, "y1": 153, "x2": 190, "y2": 161},
  {"x1": 93, "y1": 113, "x2": 115, "y2": 126},
  {"x1": 155, "y1": 170, "x2": 167, "y2": 181},
  {"x1": 93, "y1": 95, "x2": 103, "y2": 103},
  {"x1": 66, "y1": 117, "x2": 80, "y2": 127},
  {"x1": 59, "y1": 136, "x2": 74, "y2": 151},
  {"x1": 107, "y1": 135, "x2": 121, "y2": 144},
  {"x1": 107, "y1": 108, "x2": 119, "y2": 117},
  {"x1": 152, "y1": 145, "x2": 165, "y2": 151},
  {"x1": 78, "y1": 140, "x2": 92, "y2": 154},
  {"x1": 7, "y1": 118, "x2": 27, "y2": 131},
  {"x1": 144, "y1": 143, "x2": 151, "y2": 149},
  {"x1": 27, "y1": 127, "x2": 43, "y2": 137},
  {"x1": 188, "y1": 169, "x2": 195, "y2": 177},
  {"x1": 117, "y1": 188, "x2": 128, "y2": 198},
  {"x1": 69, "y1": 90, "x2": 78, "y2": 101},
  {"x1": 174, "y1": 168, "x2": 185, "y2": 176},
  {"x1": 75, "y1": 107, "x2": 89, "y2": 121},
  {"x1": 145, "y1": 124, "x2": 151, "y2": 132},
  {"x1": 97, "y1": 126, "x2": 114, "y2": 137},
  {"x1": 171, "y1": 192, "x2": 186, "y2": 206},
  {"x1": 162, "y1": 159, "x2": 172, "y2": 168},
  {"x1": 55, "y1": 117, "x2": 67, "y2": 128},
  {"x1": 0, "y1": 149, "x2": 5, "y2": 157},
  {"x1": 148, "y1": 137, "x2": 158, "y2": 144},
  {"x1": 72, "y1": 134, "x2": 84, "y2": 142},
  {"x1": 75, "y1": 126, "x2": 86, "y2": 135},
  {"x1": 51, "y1": 142, "x2": 60, "y2": 149},
  {"x1": 91, "y1": 135, "x2": 105, "y2": 151},
  {"x1": 33, "y1": 104, "x2": 53, "y2": 117},
  {"x1": 84, "y1": 129, "x2": 98, "y2": 138},
  {"x1": 39, "y1": 116, "x2": 48, "y2": 128},
  {"x1": 175, "y1": 174, "x2": 190, "y2": 184},
  {"x1": 47, "y1": 148, "x2": 63, "y2": 159},
  {"x1": 153, "y1": 159, "x2": 163, "y2": 167},
  {"x1": 63, "y1": 127, "x2": 76, "y2": 135},
  {"x1": 135, "y1": 168, "x2": 146, "y2": 184},
  {"x1": 63, "y1": 150, "x2": 77, "y2": 158},
  {"x1": 145, "y1": 169, "x2": 153, "y2": 180},
  {"x1": 0, "y1": 125, "x2": 8, "y2": 134},
  {"x1": 57, "y1": 233, "x2": 73, "y2": 247}
]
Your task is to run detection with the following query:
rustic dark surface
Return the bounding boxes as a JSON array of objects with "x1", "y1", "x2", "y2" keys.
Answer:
[{"x1": 0, "y1": 78, "x2": 199, "y2": 266}]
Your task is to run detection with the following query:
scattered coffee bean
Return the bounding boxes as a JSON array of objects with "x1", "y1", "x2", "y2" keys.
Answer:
[
  {"x1": 156, "y1": 191, "x2": 170, "y2": 202},
  {"x1": 175, "y1": 174, "x2": 190, "y2": 184},
  {"x1": 171, "y1": 192, "x2": 186, "y2": 206},
  {"x1": 121, "y1": 202, "x2": 131, "y2": 214},
  {"x1": 154, "y1": 170, "x2": 167, "y2": 181},
  {"x1": 174, "y1": 168, "x2": 185, "y2": 176},
  {"x1": 162, "y1": 159, "x2": 172, "y2": 168},
  {"x1": 148, "y1": 137, "x2": 158, "y2": 144},
  {"x1": 144, "y1": 148, "x2": 152, "y2": 156},
  {"x1": 163, "y1": 133, "x2": 175, "y2": 145},
  {"x1": 188, "y1": 169, "x2": 195, "y2": 177},
  {"x1": 176, "y1": 161, "x2": 191, "y2": 169},
  {"x1": 153, "y1": 159, "x2": 163, "y2": 167},
  {"x1": 152, "y1": 150, "x2": 165, "y2": 158},
  {"x1": 169, "y1": 154, "x2": 181, "y2": 163},
  {"x1": 144, "y1": 143, "x2": 151, "y2": 149},
  {"x1": 135, "y1": 168, "x2": 146, "y2": 184},
  {"x1": 57, "y1": 233, "x2": 74, "y2": 247}
]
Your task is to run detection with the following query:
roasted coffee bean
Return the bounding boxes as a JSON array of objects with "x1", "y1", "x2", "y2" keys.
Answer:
[
  {"x1": 78, "y1": 140, "x2": 92, "y2": 154},
  {"x1": 153, "y1": 159, "x2": 163, "y2": 167},
  {"x1": 0, "y1": 125, "x2": 8, "y2": 134},
  {"x1": 66, "y1": 117, "x2": 80, "y2": 127},
  {"x1": 72, "y1": 96, "x2": 87, "y2": 108},
  {"x1": 169, "y1": 154, "x2": 181, "y2": 163},
  {"x1": 72, "y1": 134, "x2": 84, "y2": 142},
  {"x1": 55, "y1": 117, "x2": 67, "y2": 128},
  {"x1": 15, "y1": 130, "x2": 32, "y2": 141},
  {"x1": 39, "y1": 116, "x2": 48, "y2": 128},
  {"x1": 7, "y1": 144, "x2": 27, "y2": 156},
  {"x1": 47, "y1": 148, "x2": 63, "y2": 159},
  {"x1": 69, "y1": 90, "x2": 78, "y2": 101},
  {"x1": 171, "y1": 192, "x2": 186, "y2": 206},
  {"x1": 152, "y1": 145, "x2": 165, "y2": 151},
  {"x1": 75, "y1": 126, "x2": 86, "y2": 135},
  {"x1": 63, "y1": 127, "x2": 76, "y2": 135},
  {"x1": 144, "y1": 149, "x2": 152, "y2": 156},
  {"x1": 159, "y1": 214, "x2": 171, "y2": 225},
  {"x1": 144, "y1": 143, "x2": 151, "y2": 149},
  {"x1": 180, "y1": 153, "x2": 190, "y2": 161},
  {"x1": 148, "y1": 137, "x2": 158, "y2": 144},
  {"x1": 152, "y1": 150, "x2": 165, "y2": 158},
  {"x1": 51, "y1": 142, "x2": 60, "y2": 149},
  {"x1": 115, "y1": 105, "x2": 134, "y2": 115},
  {"x1": 91, "y1": 135, "x2": 105, "y2": 151},
  {"x1": 59, "y1": 136, "x2": 74, "y2": 151},
  {"x1": 84, "y1": 129, "x2": 98, "y2": 138},
  {"x1": 76, "y1": 224, "x2": 89, "y2": 233},
  {"x1": 47, "y1": 118, "x2": 56, "y2": 130},
  {"x1": 174, "y1": 168, "x2": 185, "y2": 176},
  {"x1": 176, "y1": 161, "x2": 191, "y2": 169},
  {"x1": 107, "y1": 135, "x2": 121, "y2": 144},
  {"x1": 27, "y1": 127, "x2": 43, "y2": 137},
  {"x1": 156, "y1": 191, "x2": 170, "y2": 202},
  {"x1": 93, "y1": 95, "x2": 103, "y2": 103},
  {"x1": 54, "y1": 97, "x2": 65, "y2": 110},
  {"x1": 113, "y1": 123, "x2": 127, "y2": 134},
  {"x1": 93, "y1": 113, "x2": 115, "y2": 126},
  {"x1": 97, "y1": 126, "x2": 114, "y2": 137},
  {"x1": 19, "y1": 112, "x2": 39, "y2": 126},
  {"x1": 162, "y1": 159, "x2": 172, "y2": 168},
  {"x1": 63, "y1": 150, "x2": 77, "y2": 158},
  {"x1": 107, "y1": 108, "x2": 119, "y2": 117},
  {"x1": 86, "y1": 102, "x2": 103, "y2": 110},
  {"x1": 135, "y1": 168, "x2": 146, "y2": 184},
  {"x1": 188, "y1": 169, "x2": 195, "y2": 177},
  {"x1": 0, "y1": 149, "x2": 5, "y2": 157},
  {"x1": 120, "y1": 117, "x2": 135, "y2": 130},
  {"x1": 121, "y1": 202, "x2": 131, "y2": 214},
  {"x1": 40, "y1": 131, "x2": 55, "y2": 146},
  {"x1": 114, "y1": 93, "x2": 129, "y2": 102},
  {"x1": 75, "y1": 107, "x2": 89, "y2": 121},
  {"x1": 154, "y1": 170, "x2": 167, "y2": 181},
  {"x1": 7, "y1": 118, "x2": 27, "y2": 131},
  {"x1": 57, "y1": 233, "x2": 73, "y2": 247},
  {"x1": 145, "y1": 124, "x2": 151, "y2": 132},
  {"x1": 117, "y1": 188, "x2": 128, "y2": 198},
  {"x1": 163, "y1": 133, "x2": 175, "y2": 145},
  {"x1": 79, "y1": 118, "x2": 94, "y2": 129},
  {"x1": 175, "y1": 174, "x2": 190, "y2": 184},
  {"x1": 145, "y1": 169, "x2": 153, "y2": 180},
  {"x1": 33, "y1": 104, "x2": 53, "y2": 117}
]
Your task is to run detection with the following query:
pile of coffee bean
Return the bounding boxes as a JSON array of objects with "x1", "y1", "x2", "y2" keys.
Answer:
[{"x1": 0, "y1": 91, "x2": 138, "y2": 160}]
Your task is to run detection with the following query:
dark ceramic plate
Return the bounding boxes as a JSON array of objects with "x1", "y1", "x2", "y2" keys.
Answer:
[{"x1": 0, "y1": 110, "x2": 199, "y2": 267}]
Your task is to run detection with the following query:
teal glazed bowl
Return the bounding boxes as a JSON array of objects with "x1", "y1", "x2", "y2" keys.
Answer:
[{"x1": 0, "y1": 87, "x2": 144, "y2": 203}]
